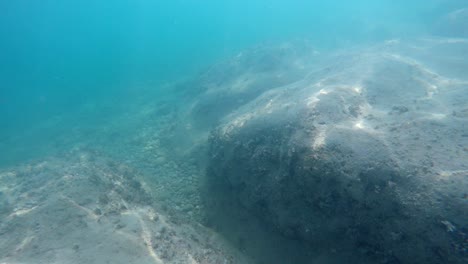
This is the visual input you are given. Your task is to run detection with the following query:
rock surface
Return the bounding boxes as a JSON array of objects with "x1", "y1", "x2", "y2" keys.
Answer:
[
  {"x1": 0, "y1": 151, "x2": 251, "y2": 264},
  {"x1": 205, "y1": 39, "x2": 468, "y2": 264},
  {"x1": 186, "y1": 41, "x2": 320, "y2": 130}
]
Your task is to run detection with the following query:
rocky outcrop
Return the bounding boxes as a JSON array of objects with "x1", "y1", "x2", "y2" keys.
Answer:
[
  {"x1": 205, "y1": 40, "x2": 468, "y2": 264},
  {"x1": 187, "y1": 41, "x2": 320, "y2": 130}
]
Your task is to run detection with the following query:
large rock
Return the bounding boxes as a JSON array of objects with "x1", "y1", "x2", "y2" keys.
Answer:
[
  {"x1": 162, "y1": 41, "x2": 320, "y2": 161},
  {"x1": 187, "y1": 40, "x2": 319, "y2": 130},
  {"x1": 205, "y1": 40, "x2": 468, "y2": 264}
]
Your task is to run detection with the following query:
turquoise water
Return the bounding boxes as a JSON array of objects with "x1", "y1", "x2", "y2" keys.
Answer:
[
  {"x1": 0, "y1": 1, "x2": 467, "y2": 263},
  {"x1": 1, "y1": 0, "x2": 460, "y2": 135}
]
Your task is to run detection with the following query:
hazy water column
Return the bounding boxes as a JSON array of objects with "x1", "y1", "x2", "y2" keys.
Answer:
[{"x1": 0, "y1": 0, "x2": 462, "y2": 153}]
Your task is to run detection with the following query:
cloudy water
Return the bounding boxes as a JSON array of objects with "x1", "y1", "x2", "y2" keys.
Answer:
[{"x1": 0, "y1": 1, "x2": 467, "y2": 264}]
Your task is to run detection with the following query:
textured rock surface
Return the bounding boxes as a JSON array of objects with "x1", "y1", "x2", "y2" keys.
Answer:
[
  {"x1": 0, "y1": 151, "x2": 252, "y2": 264},
  {"x1": 205, "y1": 39, "x2": 468, "y2": 263},
  {"x1": 186, "y1": 41, "x2": 320, "y2": 130}
]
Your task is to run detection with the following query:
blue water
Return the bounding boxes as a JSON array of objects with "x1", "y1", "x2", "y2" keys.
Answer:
[
  {"x1": 1, "y1": 0, "x2": 461, "y2": 136},
  {"x1": 0, "y1": 1, "x2": 467, "y2": 263}
]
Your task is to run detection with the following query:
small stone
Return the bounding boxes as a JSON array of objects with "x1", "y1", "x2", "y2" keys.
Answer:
[
  {"x1": 152, "y1": 214, "x2": 160, "y2": 222},
  {"x1": 93, "y1": 208, "x2": 102, "y2": 215}
]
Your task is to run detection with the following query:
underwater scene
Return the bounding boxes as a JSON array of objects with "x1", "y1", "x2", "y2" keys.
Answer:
[{"x1": 0, "y1": 1, "x2": 467, "y2": 263}]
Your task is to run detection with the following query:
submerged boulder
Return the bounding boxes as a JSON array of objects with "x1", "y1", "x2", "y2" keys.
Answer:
[
  {"x1": 205, "y1": 40, "x2": 468, "y2": 263},
  {"x1": 187, "y1": 40, "x2": 319, "y2": 129}
]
